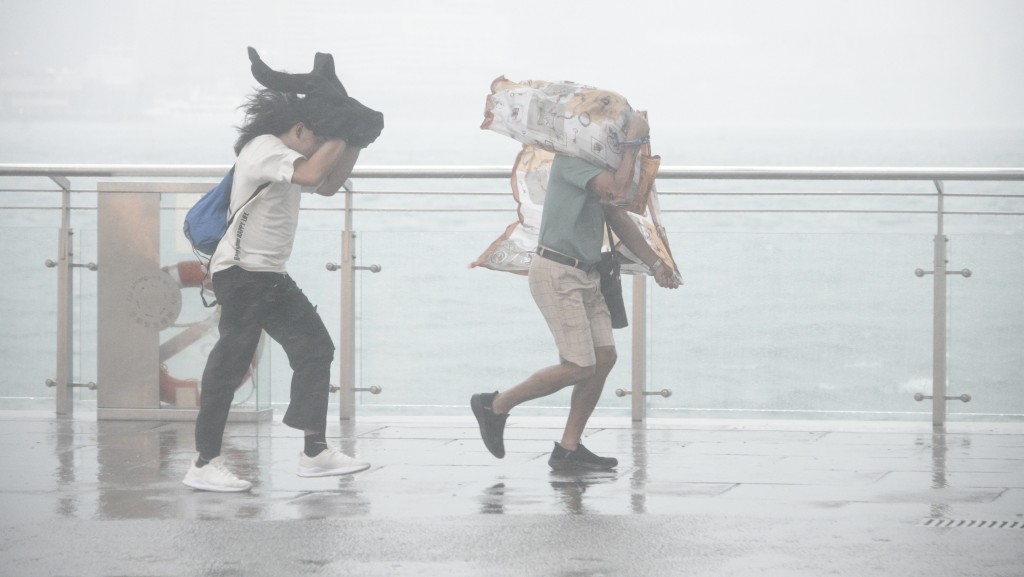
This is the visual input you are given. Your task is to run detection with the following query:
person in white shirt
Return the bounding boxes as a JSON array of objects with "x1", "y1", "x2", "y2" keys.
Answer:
[{"x1": 183, "y1": 50, "x2": 382, "y2": 493}]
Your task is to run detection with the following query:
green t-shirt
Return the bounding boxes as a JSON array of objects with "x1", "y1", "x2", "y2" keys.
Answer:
[{"x1": 536, "y1": 154, "x2": 606, "y2": 264}]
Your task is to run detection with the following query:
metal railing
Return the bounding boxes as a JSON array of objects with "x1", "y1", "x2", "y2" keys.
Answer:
[{"x1": 2, "y1": 163, "x2": 1023, "y2": 427}]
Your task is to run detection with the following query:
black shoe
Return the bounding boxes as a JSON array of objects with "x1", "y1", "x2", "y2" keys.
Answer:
[
  {"x1": 471, "y1": 392, "x2": 508, "y2": 458},
  {"x1": 548, "y1": 442, "x2": 618, "y2": 471}
]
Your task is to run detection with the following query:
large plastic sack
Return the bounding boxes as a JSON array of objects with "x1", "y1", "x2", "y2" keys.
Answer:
[
  {"x1": 475, "y1": 77, "x2": 680, "y2": 280},
  {"x1": 481, "y1": 76, "x2": 659, "y2": 211},
  {"x1": 472, "y1": 144, "x2": 680, "y2": 280}
]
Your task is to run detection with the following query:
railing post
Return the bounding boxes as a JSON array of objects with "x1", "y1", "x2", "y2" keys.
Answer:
[
  {"x1": 931, "y1": 180, "x2": 948, "y2": 428},
  {"x1": 338, "y1": 187, "x2": 357, "y2": 421},
  {"x1": 631, "y1": 275, "x2": 647, "y2": 422},
  {"x1": 53, "y1": 176, "x2": 74, "y2": 416},
  {"x1": 913, "y1": 180, "x2": 972, "y2": 424}
]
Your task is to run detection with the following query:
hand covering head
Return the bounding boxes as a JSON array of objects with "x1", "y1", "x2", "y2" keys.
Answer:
[{"x1": 248, "y1": 47, "x2": 383, "y2": 148}]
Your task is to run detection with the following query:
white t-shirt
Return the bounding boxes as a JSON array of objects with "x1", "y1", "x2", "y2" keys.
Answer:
[{"x1": 210, "y1": 135, "x2": 310, "y2": 274}]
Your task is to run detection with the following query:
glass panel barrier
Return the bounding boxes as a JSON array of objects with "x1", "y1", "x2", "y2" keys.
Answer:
[
  {"x1": 3, "y1": 167, "x2": 1021, "y2": 424},
  {"x1": 0, "y1": 225, "x2": 59, "y2": 404},
  {"x1": 286, "y1": 227, "x2": 342, "y2": 411},
  {"x1": 947, "y1": 234, "x2": 1024, "y2": 420},
  {"x1": 157, "y1": 200, "x2": 272, "y2": 412},
  {"x1": 353, "y1": 230, "x2": 634, "y2": 417},
  {"x1": 647, "y1": 232, "x2": 937, "y2": 420}
]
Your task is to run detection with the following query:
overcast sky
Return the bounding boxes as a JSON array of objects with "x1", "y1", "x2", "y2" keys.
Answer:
[{"x1": 2, "y1": 0, "x2": 1022, "y2": 164}]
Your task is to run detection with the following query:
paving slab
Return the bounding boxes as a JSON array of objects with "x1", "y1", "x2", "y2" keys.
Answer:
[{"x1": 0, "y1": 410, "x2": 1022, "y2": 576}]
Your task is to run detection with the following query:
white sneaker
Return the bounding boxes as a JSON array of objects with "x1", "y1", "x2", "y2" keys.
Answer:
[
  {"x1": 182, "y1": 456, "x2": 252, "y2": 492},
  {"x1": 296, "y1": 447, "x2": 370, "y2": 477}
]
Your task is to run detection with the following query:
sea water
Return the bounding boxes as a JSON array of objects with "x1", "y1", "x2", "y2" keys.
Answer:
[{"x1": 1, "y1": 119, "x2": 1022, "y2": 421}]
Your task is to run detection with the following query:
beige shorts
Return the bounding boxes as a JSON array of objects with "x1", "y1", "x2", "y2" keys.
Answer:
[{"x1": 528, "y1": 255, "x2": 614, "y2": 367}]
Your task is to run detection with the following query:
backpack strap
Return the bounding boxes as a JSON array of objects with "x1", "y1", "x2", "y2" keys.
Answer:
[
  {"x1": 227, "y1": 181, "x2": 272, "y2": 227},
  {"x1": 198, "y1": 179, "x2": 272, "y2": 308}
]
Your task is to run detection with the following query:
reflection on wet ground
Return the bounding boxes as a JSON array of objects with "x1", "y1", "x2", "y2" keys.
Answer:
[
  {"x1": 1, "y1": 412, "x2": 1022, "y2": 576},
  {"x1": 548, "y1": 469, "x2": 619, "y2": 515}
]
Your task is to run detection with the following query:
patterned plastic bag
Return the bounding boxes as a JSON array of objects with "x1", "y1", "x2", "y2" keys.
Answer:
[
  {"x1": 472, "y1": 145, "x2": 679, "y2": 279},
  {"x1": 481, "y1": 76, "x2": 659, "y2": 210}
]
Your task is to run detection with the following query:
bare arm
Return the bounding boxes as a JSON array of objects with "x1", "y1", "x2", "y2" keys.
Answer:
[
  {"x1": 585, "y1": 115, "x2": 649, "y2": 203},
  {"x1": 587, "y1": 115, "x2": 676, "y2": 288},
  {"x1": 314, "y1": 144, "x2": 361, "y2": 197},
  {"x1": 605, "y1": 204, "x2": 679, "y2": 289},
  {"x1": 291, "y1": 139, "x2": 347, "y2": 187}
]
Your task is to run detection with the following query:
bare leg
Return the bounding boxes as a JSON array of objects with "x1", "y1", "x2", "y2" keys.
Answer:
[
  {"x1": 491, "y1": 359, "x2": 594, "y2": 415},
  {"x1": 560, "y1": 346, "x2": 617, "y2": 450}
]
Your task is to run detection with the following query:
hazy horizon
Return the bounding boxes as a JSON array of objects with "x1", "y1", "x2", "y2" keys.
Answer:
[{"x1": 2, "y1": 0, "x2": 1023, "y2": 165}]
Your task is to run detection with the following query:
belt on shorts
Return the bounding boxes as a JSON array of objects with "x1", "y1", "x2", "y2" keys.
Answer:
[{"x1": 536, "y1": 246, "x2": 595, "y2": 273}]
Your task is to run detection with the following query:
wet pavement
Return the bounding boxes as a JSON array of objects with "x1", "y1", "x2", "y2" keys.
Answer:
[{"x1": 1, "y1": 410, "x2": 1022, "y2": 576}]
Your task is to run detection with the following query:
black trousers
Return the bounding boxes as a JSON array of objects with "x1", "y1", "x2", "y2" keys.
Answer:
[{"x1": 195, "y1": 266, "x2": 335, "y2": 459}]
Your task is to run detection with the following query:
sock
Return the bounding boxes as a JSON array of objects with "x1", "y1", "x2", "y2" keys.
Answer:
[
  {"x1": 196, "y1": 456, "x2": 211, "y2": 468},
  {"x1": 304, "y1": 432, "x2": 328, "y2": 457}
]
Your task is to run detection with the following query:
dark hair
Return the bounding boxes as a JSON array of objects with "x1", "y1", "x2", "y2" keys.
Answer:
[{"x1": 233, "y1": 89, "x2": 306, "y2": 155}]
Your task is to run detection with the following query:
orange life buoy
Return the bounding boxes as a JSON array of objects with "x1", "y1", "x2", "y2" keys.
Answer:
[
  {"x1": 159, "y1": 365, "x2": 199, "y2": 405},
  {"x1": 162, "y1": 260, "x2": 211, "y2": 292},
  {"x1": 158, "y1": 261, "x2": 262, "y2": 405}
]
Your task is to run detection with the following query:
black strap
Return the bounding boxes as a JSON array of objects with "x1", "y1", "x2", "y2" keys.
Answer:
[
  {"x1": 227, "y1": 181, "x2": 271, "y2": 227},
  {"x1": 537, "y1": 246, "x2": 594, "y2": 273},
  {"x1": 605, "y1": 220, "x2": 618, "y2": 257},
  {"x1": 197, "y1": 180, "x2": 271, "y2": 308}
]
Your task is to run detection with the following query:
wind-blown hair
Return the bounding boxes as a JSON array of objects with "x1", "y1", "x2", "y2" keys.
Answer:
[{"x1": 234, "y1": 89, "x2": 305, "y2": 155}]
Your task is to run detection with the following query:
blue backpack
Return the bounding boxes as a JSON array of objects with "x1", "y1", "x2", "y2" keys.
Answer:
[{"x1": 183, "y1": 167, "x2": 271, "y2": 256}]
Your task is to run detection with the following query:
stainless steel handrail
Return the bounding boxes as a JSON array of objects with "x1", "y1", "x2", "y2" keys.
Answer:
[
  {"x1": 4, "y1": 163, "x2": 1024, "y2": 180},
  {"x1": 3, "y1": 164, "x2": 1022, "y2": 426}
]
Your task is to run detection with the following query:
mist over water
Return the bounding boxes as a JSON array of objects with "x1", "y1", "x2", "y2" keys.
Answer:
[
  {"x1": 1, "y1": 1, "x2": 1022, "y2": 419},
  {"x1": 2, "y1": 0, "x2": 1023, "y2": 165}
]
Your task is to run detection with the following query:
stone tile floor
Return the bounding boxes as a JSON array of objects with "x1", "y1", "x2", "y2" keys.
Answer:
[{"x1": 1, "y1": 410, "x2": 1022, "y2": 576}]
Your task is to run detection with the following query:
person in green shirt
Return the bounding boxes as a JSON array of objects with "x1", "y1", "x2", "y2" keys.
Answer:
[{"x1": 472, "y1": 114, "x2": 679, "y2": 470}]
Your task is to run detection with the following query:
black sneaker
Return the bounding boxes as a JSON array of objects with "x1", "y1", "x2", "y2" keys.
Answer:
[
  {"x1": 548, "y1": 442, "x2": 618, "y2": 471},
  {"x1": 471, "y1": 392, "x2": 508, "y2": 458}
]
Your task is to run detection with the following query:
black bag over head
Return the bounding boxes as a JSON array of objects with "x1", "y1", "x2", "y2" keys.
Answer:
[{"x1": 247, "y1": 47, "x2": 384, "y2": 148}]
